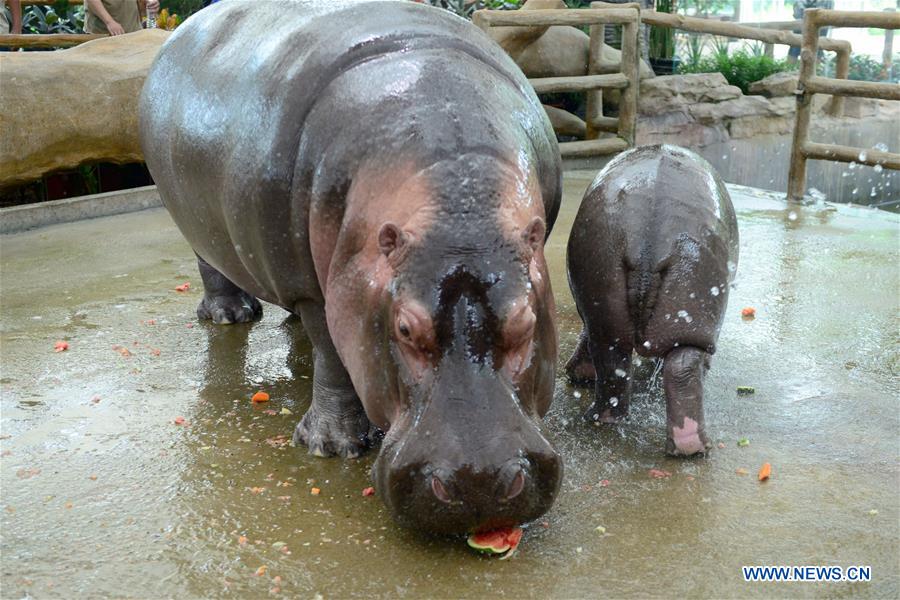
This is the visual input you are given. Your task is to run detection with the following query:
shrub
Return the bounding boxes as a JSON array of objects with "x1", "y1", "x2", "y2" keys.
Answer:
[
  {"x1": 818, "y1": 53, "x2": 900, "y2": 83},
  {"x1": 678, "y1": 49, "x2": 797, "y2": 94}
]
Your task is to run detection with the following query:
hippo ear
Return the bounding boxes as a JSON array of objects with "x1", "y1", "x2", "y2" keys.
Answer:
[
  {"x1": 378, "y1": 222, "x2": 407, "y2": 259},
  {"x1": 522, "y1": 216, "x2": 546, "y2": 254}
]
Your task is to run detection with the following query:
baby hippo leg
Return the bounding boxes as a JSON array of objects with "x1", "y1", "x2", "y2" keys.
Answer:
[
  {"x1": 663, "y1": 346, "x2": 712, "y2": 456},
  {"x1": 583, "y1": 340, "x2": 632, "y2": 424}
]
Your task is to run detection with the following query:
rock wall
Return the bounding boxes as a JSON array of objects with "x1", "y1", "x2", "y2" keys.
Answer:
[{"x1": 0, "y1": 30, "x2": 170, "y2": 188}]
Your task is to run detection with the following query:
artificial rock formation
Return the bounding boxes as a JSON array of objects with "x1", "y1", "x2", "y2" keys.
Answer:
[{"x1": 0, "y1": 29, "x2": 170, "y2": 188}]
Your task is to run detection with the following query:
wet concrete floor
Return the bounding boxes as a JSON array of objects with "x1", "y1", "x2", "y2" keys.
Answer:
[{"x1": 1, "y1": 172, "x2": 898, "y2": 598}]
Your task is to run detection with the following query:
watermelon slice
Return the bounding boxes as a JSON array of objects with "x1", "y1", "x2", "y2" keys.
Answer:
[{"x1": 467, "y1": 527, "x2": 523, "y2": 559}]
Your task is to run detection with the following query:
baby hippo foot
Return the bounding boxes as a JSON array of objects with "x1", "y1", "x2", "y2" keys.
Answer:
[
  {"x1": 565, "y1": 353, "x2": 597, "y2": 385},
  {"x1": 196, "y1": 292, "x2": 262, "y2": 325},
  {"x1": 666, "y1": 416, "x2": 710, "y2": 457},
  {"x1": 583, "y1": 398, "x2": 628, "y2": 425},
  {"x1": 293, "y1": 402, "x2": 373, "y2": 459},
  {"x1": 565, "y1": 330, "x2": 597, "y2": 385}
]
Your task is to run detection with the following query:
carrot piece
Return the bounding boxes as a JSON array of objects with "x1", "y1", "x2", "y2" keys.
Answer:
[
  {"x1": 758, "y1": 462, "x2": 772, "y2": 481},
  {"x1": 741, "y1": 307, "x2": 756, "y2": 319},
  {"x1": 362, "y1": 487, "x2": 375, "y2": 497},
  {"x1": 310, "y1": 487, "x2": 321, "y2": 496},
  {"x1": 174, "y1": 282, "x2": 191, "y2": 292},
  {"x1": 251, "y1": 391, "x2": 270, "y2": 403},
  {"x1": 54, "y1": 341, "x2": 69, "y2": 352},
  {"x1": 173, "y1": 416, "x2": 186, "y2": 425}
]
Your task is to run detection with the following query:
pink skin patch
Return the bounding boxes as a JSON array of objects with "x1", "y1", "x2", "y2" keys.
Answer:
[{"x1": 671, "y1": 417, "x2": 705, "y2": 455}]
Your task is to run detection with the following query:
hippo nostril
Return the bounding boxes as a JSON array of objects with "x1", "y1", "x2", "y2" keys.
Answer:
[
  {"x1": 431, "y1": 475, "x2": 452, "y2": 504},
  {"x1": 505, "y1": 468, "x2": 526, "y2": 501}
]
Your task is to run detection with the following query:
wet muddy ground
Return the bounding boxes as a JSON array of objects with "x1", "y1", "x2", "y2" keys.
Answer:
[{"x1": 2, "y1": 172, "x2": 898, "y2": 598}]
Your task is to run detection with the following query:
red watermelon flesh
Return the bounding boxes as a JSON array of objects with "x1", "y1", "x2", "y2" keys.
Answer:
[{"x1": 467, "y1": 527, "x2": 523, "y2": 556}]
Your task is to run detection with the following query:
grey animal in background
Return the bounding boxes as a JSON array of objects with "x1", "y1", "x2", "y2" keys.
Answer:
[{"x1": 565, "y1": 144, "x2": 739, "y2": 456}]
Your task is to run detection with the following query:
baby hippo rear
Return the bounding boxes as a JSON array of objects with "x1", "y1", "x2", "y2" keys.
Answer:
[{"x1": 566, "y1": 145, "x2": 738, "y2": 456}]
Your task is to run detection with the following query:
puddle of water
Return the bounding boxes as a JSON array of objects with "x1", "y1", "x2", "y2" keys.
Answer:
[{"x1": 1, "y1": 177, "x2": 897, "y2": 598}]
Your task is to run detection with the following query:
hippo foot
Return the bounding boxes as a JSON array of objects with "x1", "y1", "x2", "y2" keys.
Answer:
[
  {"x1": 666, "y1": 417, "x2": 710, "y2": 457},
  {"x1": 565, "y1": 355, "x2": 597, "y2": 385},
  {"x1": 293, "y1": 403, "x2": 374, "y2": 459},
  {"x1": 196, "y1": 293, "x2": 262, "y2": 325},
  {"x1": 583, "y1": 402, "x2": 627, "y2": 425}
]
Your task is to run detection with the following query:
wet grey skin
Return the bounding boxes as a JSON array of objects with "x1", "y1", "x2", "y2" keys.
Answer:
[
  {"x1": 565, "y1": 145, "x2": 739, "y2": 457},
  {"x1": 139, "y1": 0, "x2": 563, "y2": 534}
]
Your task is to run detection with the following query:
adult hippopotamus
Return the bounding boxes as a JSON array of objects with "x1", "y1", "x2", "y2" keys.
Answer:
[
  {"x1": 139, "y1": 0, "x2": 563, "y2": 534},
  {"x1": 565, "y1": 145, "x2": 738, "y2": 456}
]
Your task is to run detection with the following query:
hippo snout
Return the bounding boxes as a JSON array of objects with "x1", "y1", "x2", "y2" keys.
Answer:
[{"x1": 375, "y1": 432, "x2": 562, "y2": 535}]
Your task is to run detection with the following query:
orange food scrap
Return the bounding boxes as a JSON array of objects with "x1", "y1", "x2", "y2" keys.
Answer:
[
  {"x1": 649, "y1": 469, "x2": 672, "y2": 479},
  {"x1": 362, "y1": 487, "x2": 375, "y2": 497},
  {"x1": 251, "y1": 391, "x2": 270, "y2": 403},
  {"x1": 54, "y1": 341, "x2": 69, "y2": 352},
  {"x1": 735, "y1": 468, "x2": 749, "y2": 476},
  {"x1": 238, "y1": 535, "x2": 248, "y2": 546},
  {"x1": 310, "y1": 487, "x2": 321, "y2": 496},
  {"x1": 89, "y1": 474, "x2": 98, "y2": 481},
  {"x1": 758, "y1": 462, "x2": 772, "y2": 481},
  {"x1": 112, "y1": 345, "x2": 132, "y2": 357},
  {"x1": 741, "y1": 307, "x2": 756, "y2": 319},
  {"x1": 255, "y1": 565, "x2": 267, "y2": 577},
  {"x1": 174, "y1": 282, "x2": 191, "y2": 292},
  {"x1": 150, "y1": 348, "x2": 161, "y2": 357},
  {"x1": 248, "y1": 487, "x2": 266, "y2": 495},
  {"x1": 173, "y1": 416, "x2": 186, "y2": 425}
]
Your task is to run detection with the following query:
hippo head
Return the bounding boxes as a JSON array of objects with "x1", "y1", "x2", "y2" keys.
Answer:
[{"x1": 352, "y1": 155, "x2": 562, "y2": 534}]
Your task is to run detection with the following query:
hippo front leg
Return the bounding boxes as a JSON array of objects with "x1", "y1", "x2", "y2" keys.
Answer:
[
  {"x1": 195, "y1": 255, "x2": 263, "y2": 324},
  {"x1": 292, "y1": 302, "x2": 373, "y2": 458},
  {"x1": 663, "y1": 346, "x2": 712, "y2": 456},
  {"x1": 583, "y1": 337, "x2": 632, "y2": 424}
]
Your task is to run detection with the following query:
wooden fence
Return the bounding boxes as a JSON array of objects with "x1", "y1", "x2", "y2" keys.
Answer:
[
  {"x1": 787, "y1": 9, "x2": 900, "y2": 202},
  {"x1": 473, "y1": 5, "x2": 641, "y2": 159}
]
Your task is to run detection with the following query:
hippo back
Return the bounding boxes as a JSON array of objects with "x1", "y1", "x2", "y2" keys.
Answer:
[{"x1": 139, "y1": 0, "x2": 561, "y2": 309}]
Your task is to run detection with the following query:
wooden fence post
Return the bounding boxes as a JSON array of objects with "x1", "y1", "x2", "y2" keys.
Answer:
[{"x1": 787, "y1": 9, "x2": 821, "y2": 202}]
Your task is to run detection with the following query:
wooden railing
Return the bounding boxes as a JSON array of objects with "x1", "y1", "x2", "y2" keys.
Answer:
[
  {"x1": 640, "y1": 9, "x2": 852, "y2": 117},
  {"x1": 787, "y1": 9, "x2": 900, "y2": 202},
  {"x1": 473, "y1": 5, "x2": 641, "y2": 159}
]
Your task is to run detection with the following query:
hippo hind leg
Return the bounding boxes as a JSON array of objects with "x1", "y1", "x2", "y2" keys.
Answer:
[
  {"x1": 292, "y1": 301, "x2": 375, "y2": 458},
  {"x1": 583, "y1": 333, "x2": 633, "y2": 425},
  {"x1": 195, "y1": 255, "x2": 263, "y2": 324},
  {"x1": 663, "y1": 346, "x2": 711, "y2": 456},
  {"x1": 564, "y1": 327, "x2": 597, "y2": 385}
]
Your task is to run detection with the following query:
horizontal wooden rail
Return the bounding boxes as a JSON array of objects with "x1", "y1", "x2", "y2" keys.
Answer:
[
  {"x1": 738, "y1": 21, "x2": 800, "y2": 30},
  {"x1": 590, "y1": 115, "x2": 620, "y2": 133},
  {"x1": 0, "y1": 33, "x2": 105, "y2": 48},
  {"x1": 641, "y1": 10, "x2": 849, "y2": 53},
  {"x1": 477, "y1": 8, "x2": 638, "y2": 27},
  {"x1": 22, "y1": 0, "x2": 85, "y2": 4},
  {"x1": 803, "y1": 142, "x2": 900, "y2": 170},
  {"x1": 804, "y1": 76, "x2": 900, "y2": 101},
  {"x1": 808, "y1": 9, "x2": 900, "y2": 29},
  {"x1": 529, "y1": 73, "x2": 628, "y2": 93},
  {"x1": 559, "y1": 137, "x2": 629, "y2": 158}
]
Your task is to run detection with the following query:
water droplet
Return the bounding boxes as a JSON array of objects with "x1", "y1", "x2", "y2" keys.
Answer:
[
  {"x1": 873, "y1": 142, "x2": 888, "y2": 152},
  {"x1": 573, "y1": 391, "x2": 582, "y2": 399},
  {"x1": 643, "y1": 341, "x2": 651, "y2": 349},
  {"x1": 858, "y1": 151, "x2": 868, "y2": 162},
  {"x1": 609, "y1": 397, "x2": 619, "y2": 407},
  {"x1": 874, "y1": 164, "x2": 883, "y2": 174},
  {"x1": 788, "y1": 211, "x2": 798, "y2": 221},
  {"x1": 614, "y1": 368, "x2": 627, "y2": 378},
  {"x1": 592, "y1": 413, "x2": 599, "y2": 421},
  {"x1": 689, "y1": 292, "x2": 696, "y2": 299},
  {"x1": 710, "y1": 286, "x2": 720, "y2": 296},
  {"x1": 851, "y1": 188, "x2": 858, "y2": 195},
  {"x1": 848, "y1": 162, "x2": 857, "y2": 170},
  {"x1": 727, "y1": 261, "x2": 736, "y2": 273},
  {"x1": 677, "y1": 310, "x2": 688, "y2": 319}
]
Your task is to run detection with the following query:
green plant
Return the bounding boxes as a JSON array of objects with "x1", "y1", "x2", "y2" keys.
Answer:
[
  {"x1": 818, "y1": 53, "x2": 899, "y2": 83},
  {"x1": 680, "y1": 33, "x2": 706, "y2": 70},
  {"x1": 649, "y1": 0, "x2": 676, "y2": 59},
  {"x1": 678, "y1": 0, "x2": 733, "y2": 17},
  {"x1": 678, "y1": 49, "x2": 797, "y2": 94},
  {"x1": 22, "y1": 3, "x2": 83, "y2": 34},
  {"x1": 159, "y1": 0, "x2": 206, "y2": 18}
]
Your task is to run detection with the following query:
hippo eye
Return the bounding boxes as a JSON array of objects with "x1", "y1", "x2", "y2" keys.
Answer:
[{"x1": 398, "y1": 323, "x2": 411, "y2": 338}]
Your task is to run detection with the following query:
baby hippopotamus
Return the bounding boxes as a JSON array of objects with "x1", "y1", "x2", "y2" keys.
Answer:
[{"x1": 565, "y1": 145, "x2": 739, "y2": 456}]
